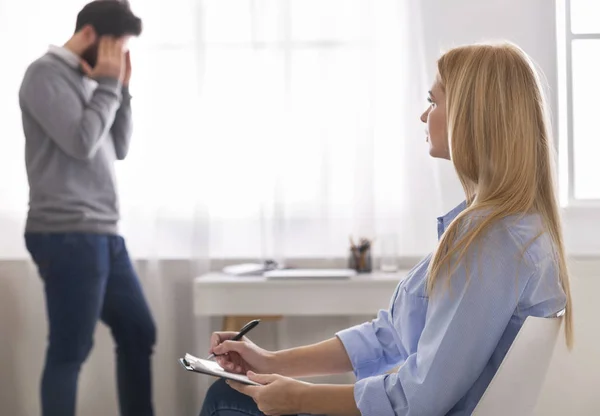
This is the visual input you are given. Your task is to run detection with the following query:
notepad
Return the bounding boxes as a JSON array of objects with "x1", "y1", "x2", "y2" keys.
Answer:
[{"x1": 179, "y1": 353, "x2": 262, "y2": 386}]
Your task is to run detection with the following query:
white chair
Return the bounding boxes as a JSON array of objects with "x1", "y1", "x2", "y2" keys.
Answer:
[{"x1": 472, "y1": 311, "x2": 564, "y2": 416}]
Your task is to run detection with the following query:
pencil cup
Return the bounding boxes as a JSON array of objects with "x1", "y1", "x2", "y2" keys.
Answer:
[{"x1": 348, "y1": 247, "x2": 372, "y2": 273}]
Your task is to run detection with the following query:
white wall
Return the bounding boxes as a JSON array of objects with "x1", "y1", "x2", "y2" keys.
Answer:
[
  {"x1": 420, "y1": 0, "x2": 560, "y2": 210},
  {"x1": 0, "y1": 260, "x2": 203, "y2": 416}
]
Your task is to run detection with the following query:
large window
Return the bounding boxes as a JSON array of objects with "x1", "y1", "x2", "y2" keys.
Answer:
[
  {"x1": 120, "y1": 0, "x2": 386, "y2": 258},
  {"x1": 124, "y1": 0, "x2": 378, "y2": 218},
  {"x1": 115, "y1": 0, "x2": 438, "y2": 260},
  {"x1": 2, "y1": 0, "x2": 437, "y2": 259},
  {"x1": 560, "y1": 0, "x2": 600, "y2": 201}
]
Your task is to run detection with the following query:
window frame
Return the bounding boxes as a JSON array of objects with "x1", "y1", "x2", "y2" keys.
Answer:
[
  {"x1": 559, "y1": 0, "x2": 600, "y2": 204},
  {"x1": 556, "y1": 0, "x2": 600, "y2": 256}
]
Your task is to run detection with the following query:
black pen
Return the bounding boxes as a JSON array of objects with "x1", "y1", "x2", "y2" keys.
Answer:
[{"x1": 207, "y1": 319, "x2": 261, "y2": 360}]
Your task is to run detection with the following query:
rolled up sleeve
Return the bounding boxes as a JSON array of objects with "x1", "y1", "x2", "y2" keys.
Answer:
[{"x1": 336, "y1": 308, "x2": 404, "y2": 379}]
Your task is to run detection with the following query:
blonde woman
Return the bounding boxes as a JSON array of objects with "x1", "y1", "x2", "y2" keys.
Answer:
[{"x1": 199, "y1": 42, "x2": 573, "y2": 416}]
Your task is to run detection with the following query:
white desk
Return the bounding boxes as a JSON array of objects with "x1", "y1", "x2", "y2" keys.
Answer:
[{"x1": 193, "y1": 270, "x2": 409, "y2": 316}]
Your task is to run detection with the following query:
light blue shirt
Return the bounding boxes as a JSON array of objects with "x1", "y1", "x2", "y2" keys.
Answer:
[{"x1": 337, "y1": 202, "x2": 566, "y2": 415}]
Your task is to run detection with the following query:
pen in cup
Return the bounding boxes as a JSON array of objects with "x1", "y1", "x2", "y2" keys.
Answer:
[{"x1": 207, "y1": 319, "x2": 261, "y2": 360}]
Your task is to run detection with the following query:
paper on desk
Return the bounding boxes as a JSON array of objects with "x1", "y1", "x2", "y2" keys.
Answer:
[
  {"x1": 222, "y1": 263, "x2": 266, "y2": 276},
  {"x1": 184, "y1": 353, "x2": 262, "y2": 386}
]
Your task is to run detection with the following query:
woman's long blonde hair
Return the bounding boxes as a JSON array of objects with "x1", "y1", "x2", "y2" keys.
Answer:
[{"x1": 427, "y1": 43, "x2": 574, "y2": 349}]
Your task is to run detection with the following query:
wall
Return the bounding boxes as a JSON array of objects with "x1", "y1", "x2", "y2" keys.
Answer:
[
  {"x1": 0, "y1": 260, "x2": 202, "y2": 416},
  {"x1": 420, "y1": 0, "x2": 561, "y2": 211}
]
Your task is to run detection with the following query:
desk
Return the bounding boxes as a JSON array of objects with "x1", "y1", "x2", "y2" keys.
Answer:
[{"x1": 193, "y1": 271, "x2": 408, "y2": 319}]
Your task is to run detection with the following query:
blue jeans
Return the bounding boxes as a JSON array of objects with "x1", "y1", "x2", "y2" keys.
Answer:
[{"x1": 25, "y1": 233, "x2": 156, "y2": 416}]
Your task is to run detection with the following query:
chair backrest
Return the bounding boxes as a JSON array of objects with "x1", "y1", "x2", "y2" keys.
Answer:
[{"x1": 472, "y1": 313, "x2": 563, "y2": 416}]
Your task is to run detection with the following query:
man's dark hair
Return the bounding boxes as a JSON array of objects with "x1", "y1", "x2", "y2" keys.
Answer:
[{"x1": 75, "y1": 0, "x2": 142, "y2": 37}]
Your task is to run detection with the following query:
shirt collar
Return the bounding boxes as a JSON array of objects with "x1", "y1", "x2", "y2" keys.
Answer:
[
  {"x1": 47, "y1": 45, "x2": 81, "y2": 69},
  {"x1": 437, "y1": 200, "x2": 467, "y2": 239}
]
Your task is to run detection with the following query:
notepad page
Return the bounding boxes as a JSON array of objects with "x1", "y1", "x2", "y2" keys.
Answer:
[{"x1": 184, "y1": 353, "x2": 261, "y2": 385}]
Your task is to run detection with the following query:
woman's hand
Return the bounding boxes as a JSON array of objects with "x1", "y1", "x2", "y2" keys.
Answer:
[
  {"x1": 209, "y1": 332, "x2": 277, "y2": 375},
  {"x1": 227, "y1": 372, "x2": 311, "y2": 416}
]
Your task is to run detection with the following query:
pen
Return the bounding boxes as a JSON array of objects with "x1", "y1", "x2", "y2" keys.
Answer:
[{"x1": 207, "y1": 319, "x2": 261, "y2": 360}]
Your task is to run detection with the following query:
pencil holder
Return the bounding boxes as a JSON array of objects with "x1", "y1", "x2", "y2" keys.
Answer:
[{"x1": 348, "y1": 247, "x2": 372, "y2": 273}]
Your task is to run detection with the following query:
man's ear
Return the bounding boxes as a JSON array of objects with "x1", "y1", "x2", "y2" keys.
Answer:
[{"x1": 79, "y1": 24, "x2": 97, "y2": 45}]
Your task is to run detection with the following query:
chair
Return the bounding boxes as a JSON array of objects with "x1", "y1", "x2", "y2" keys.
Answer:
[{"x1": 472, "y1": 311, "x2": 564, "y2": 416}]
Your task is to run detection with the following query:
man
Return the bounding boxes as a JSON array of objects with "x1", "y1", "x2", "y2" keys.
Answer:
[{"x1": 18, "y1": 1, "x2": 155, "y2": 415}]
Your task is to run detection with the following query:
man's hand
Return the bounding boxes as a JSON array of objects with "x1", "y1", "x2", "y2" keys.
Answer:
[
  {"x1": 227, "y1": 372, "x2": 311, "y2": 416},
  {"x1": 81, "y1": 37, "x2": 125, "y2": 83},
  {"x1": 123, "y1": 51, "x2": 132, "y2": 87}
]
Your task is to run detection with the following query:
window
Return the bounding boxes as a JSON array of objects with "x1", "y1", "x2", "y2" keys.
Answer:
[
  {"x1": 1, "y1": 0, "x2": 437, "y2": 259},
  {"x1": 560, "y1": 0, "x2": 600, "y2": 201},
  {"x1": 115, "y1": 0, "x2": 435, "y2": 259},
  {"x1": 123, "y1": 0, "x2": 377, "y2": 217},
  {"x1": 557, "y1": 0, "x2": 600, "y2": 255}
]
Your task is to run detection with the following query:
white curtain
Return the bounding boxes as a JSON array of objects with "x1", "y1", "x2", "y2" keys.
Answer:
[
  {"x1": 0, "y1": 0, "x2": 457, "y2": 414},
  {"x1": 0, "y1": 0, "x2": 451, "y2": 263}
]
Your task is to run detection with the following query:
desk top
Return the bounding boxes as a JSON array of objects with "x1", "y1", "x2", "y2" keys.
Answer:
[{"x1": 195, "y1": 270, "x2": 409, "y2": 286}]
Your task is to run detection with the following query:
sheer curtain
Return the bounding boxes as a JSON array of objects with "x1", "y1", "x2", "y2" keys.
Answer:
[
  {"x1": 117, "y1": 0, "x2": 446, "y2": 263},
  {"x1": 0, "y1": 0, "x2": 448, "y2": 261},
  {"x1": 1, "y1": 0, "x2": 453, "y2": 413}
]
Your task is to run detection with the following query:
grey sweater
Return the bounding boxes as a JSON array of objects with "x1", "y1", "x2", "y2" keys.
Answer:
[{"x1": 19, "y1": 46, "x2": 132, "y2": 235}]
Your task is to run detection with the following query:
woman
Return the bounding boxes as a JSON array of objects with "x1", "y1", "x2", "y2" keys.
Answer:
[{"x1": 199, "y1": 42, "x2": 573, "y2": 416}]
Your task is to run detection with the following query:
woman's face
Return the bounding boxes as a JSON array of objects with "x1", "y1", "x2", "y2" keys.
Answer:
[{"x1": 420, "y1": 80, "x2": 450, "y2": 160}]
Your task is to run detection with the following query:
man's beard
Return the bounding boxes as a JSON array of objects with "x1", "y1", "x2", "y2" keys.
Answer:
[{"x1": 81, "y1": 42, "x2": 99, "y2": 68}]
